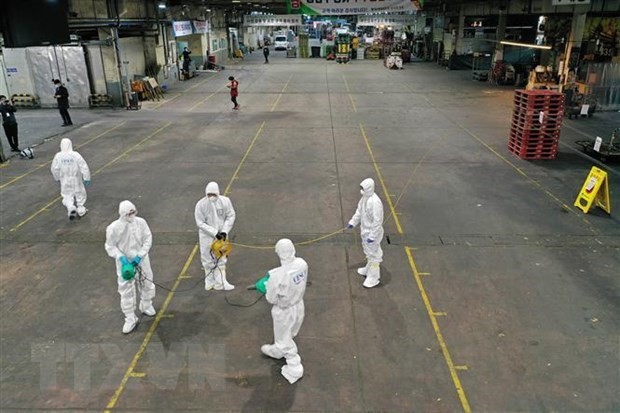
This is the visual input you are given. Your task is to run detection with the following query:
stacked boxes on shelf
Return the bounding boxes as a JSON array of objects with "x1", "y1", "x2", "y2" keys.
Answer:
[
  {"x1": 365, "y1": 45, "x2": 380, "y2": 60},
  {"x1": 508, "y1": 90, "x2": 565, "y2": 160}
]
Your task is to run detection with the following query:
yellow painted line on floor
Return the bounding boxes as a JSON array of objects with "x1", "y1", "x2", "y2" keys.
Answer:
[
  {"x1": 224, "y1": 121, "x2": 265, "y2": 195},
  {"x1": 270, "y1": 94, "x2": 284, "y2": 112},
  {"x1": 0, "y1": 122, "x2": 127, "y2": 190},
  {"x1": 348, "y1": 94, "x2": 357, "y2": 113},
  {"x1": 343, "y1": 74, "x2": 351, "y2": 93},
  {"x1": 105, "y1": 121, "x2": 267, "y2": 411},
  {"x1": 458, "y1": 122, "x2": 598, "y2": 232},
  {"x1": 104, "y1": 244, "x2": 199, "y2": 412},
  {"x1": 9, "y1": 122, "x2": 171, "y2": 233},
  {"x1": 359, "y1": 124, "x2": 403, "y2": 234},
  {"x1": 343, "y1": 75, "x2": 357, "y2": 112},
  {"x1": 270, "y1": 74, "x2": 293, "y2": 112},
  {"x1": 73, "y1": 122, "x2": 128, "y2": 151},
  {"x1": 189, "y1": 85, "x2": 227, "y2": 111},
  {"x1": 185, "y1": 76, "x2": 212, "y2": 92},
  {"x1": 419, "y1": 272, "x2": 431, "y2": 276},
  {"x1": 9, "y1": 196, "x2": 61, "y2": 232},
  {"x1": 359, "y1": 124, "x2": 470, "y2": 412},
  {"x1": 455, "y1": 365, "x2": 469, "y2": 371},
  {"x1": 153, "y1": 93, "x2": 181, "y2": 109},
  {"x1": 160, "y1": 314, "x2": 174, "y2": 319},
  {"x1": 92, "y1": 122, "x2": 171, "y2": 175},
  {"x1": 405, "y1": 246, "x2": 472, "y2": 413},
  {"x1": 423, "y1": 96, "x2": 598, "y2": 234},
  {"x1": 129, "y1": 372, "x2": 146, "y2": 378}
]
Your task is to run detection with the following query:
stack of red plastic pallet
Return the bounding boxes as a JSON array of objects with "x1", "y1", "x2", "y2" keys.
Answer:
[{"x1": 508, "y1": 90, "x2": 565, "y2": 159}]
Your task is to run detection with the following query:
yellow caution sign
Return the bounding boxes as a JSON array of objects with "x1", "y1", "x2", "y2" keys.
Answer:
[{"x1": 574, "y1": 166, "x2": 611, "y2": 214}]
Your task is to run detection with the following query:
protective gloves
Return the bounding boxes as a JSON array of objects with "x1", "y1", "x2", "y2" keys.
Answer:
[
  {"x1": 216, "y1": 232, "x2": 227, "y2": 240},
  {"x1": 366, "y1": 238, "x2": 374, "y2": 243},
  {"x1": 346, "y1": 224, "x2": 353, "y2": 229},
  {"x1": 83, "y1": 180, "x2": 90, "y2": 187},
  {"x1": 120, "y1": 256, "x2": 130, "y2": 265},
  {"x1": 132, "y1": 256, "x2": 142, "y2": 265}
]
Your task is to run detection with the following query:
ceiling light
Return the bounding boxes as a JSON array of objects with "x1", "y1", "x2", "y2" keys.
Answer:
[
  {"x1": 158, "y1": 3, "x2": 166, "y2": 8},
  {"x1": 500, "y1": 40, "x2": 551, "y2": 50},
  {"x1": 232, "y1": 0, "x2": 241, "y2": 2}
]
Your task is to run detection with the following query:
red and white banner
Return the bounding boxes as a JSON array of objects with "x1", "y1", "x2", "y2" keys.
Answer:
[
  {"x1": 173, "y1": 21, "x2": 193, "y2": 37},
  {"x1": 193, "y1": 20, "x2": 209, "y2": 33}
]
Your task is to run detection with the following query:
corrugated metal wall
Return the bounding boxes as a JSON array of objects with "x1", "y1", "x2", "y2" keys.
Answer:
[
  {"x1": 585, "y1": 62, "x2": 620, "y2": 111},
  {"x1": 4, "y1": 46, "x2": 92, "y2": 107}
]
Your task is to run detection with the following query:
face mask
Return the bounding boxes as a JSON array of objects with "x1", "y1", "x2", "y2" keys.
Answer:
[
  {"x1": 125, "y1": 211, "x2": 136, "y2": 223},
  {"x1": 208, "y1": 196, "x2": 218, "y2": 203}
]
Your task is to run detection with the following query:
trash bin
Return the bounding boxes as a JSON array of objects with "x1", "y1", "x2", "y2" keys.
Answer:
[
  {"x1": 311, "y1": 46, "x2": 321, "y2": 58},
  {"x1": 287, "y1": 46, "x2": 297, "y2": 58}
]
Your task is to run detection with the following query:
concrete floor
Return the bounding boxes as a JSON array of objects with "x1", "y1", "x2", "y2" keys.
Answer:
[{"x1": 1, "y1": 50, "x2": 619, "y2": 413}]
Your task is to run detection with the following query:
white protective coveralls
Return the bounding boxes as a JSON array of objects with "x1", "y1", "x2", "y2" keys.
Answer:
[
  {"x1": 50, "y1": 138, "x2": 91, "y2": 217},
  {"x1": 105, "y1": 200, "x2": 156, "y2": 333},
  {"x1": 261, "y1": 239, "x2": 308, "y2": 384},
  {"x1": 194, "y1": 182, "x2": 236, "y2": 290},
  {"x1": 348, "y1": 178, "x2": 384, "y2": 288}
]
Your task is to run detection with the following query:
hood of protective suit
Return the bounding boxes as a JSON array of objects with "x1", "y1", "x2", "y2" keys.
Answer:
[
  {"x1": 118, "y1": 200, "x2": 137, "y2": 221},
  {"x1": 60, "y1": 138, "x2": 73, "y2": 152},
  {"x1": 275, "y1": 238, "x2": 296, "y2": 264},
  {"x1": 360, "y1": 178, "x2": 375, "y2": 197},
  {"x1": 205, "y1": 181, "x2": 220, "y2": 197}
]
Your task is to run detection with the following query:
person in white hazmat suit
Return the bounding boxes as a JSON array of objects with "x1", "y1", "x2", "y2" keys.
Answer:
[
  {"x1": 194, "y1": 181, "x2": 236, "y2": 291},
  {"x1": 105, "y1": 200, "x2": 156, "y2": 334},
  {"x1": 346, "y1": 178, "x2": 384, "y2": 288},
  {"x1": 259, "y1": 239, "x2": 308, "y2": 384},
  {"x1": 50, "y1": 138, "x2": 91, "y2": 220}
]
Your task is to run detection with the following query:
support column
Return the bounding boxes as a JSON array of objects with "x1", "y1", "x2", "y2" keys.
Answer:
[
  {"x1": 456, "y1": 5, "x2": 465, "y2": 54},
  {"x1": 561, "y1": 12, "x2": 586, "y2": 90},
  {"x1": 493, "y1": 8, "x2": 507, "y2": 62},
  {"x1": 98, "y1": 28, "x2": 123, "y2": 107}
]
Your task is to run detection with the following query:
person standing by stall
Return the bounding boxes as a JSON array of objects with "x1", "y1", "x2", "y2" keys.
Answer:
[
  {"x1": 0, "y1": 95, "x2": 19, "y2": 152},
  {"x1": 351, "y1": 36, "x2": 359, "y2": 59},
  {"x1": 182, "y1": 47, "x2": 192, "y2": 76},
  {"x1": 53, "y1": 79, "x2": 73, "y2": 127}
]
